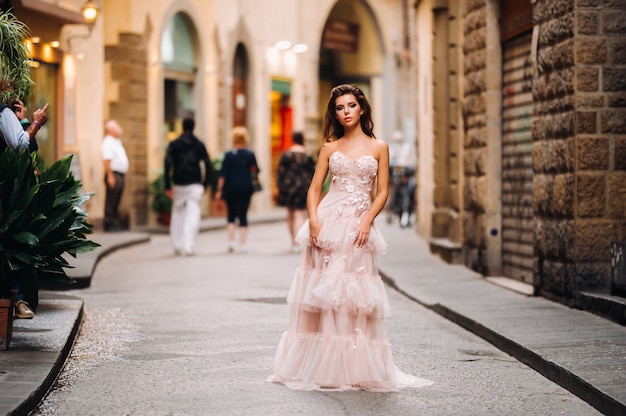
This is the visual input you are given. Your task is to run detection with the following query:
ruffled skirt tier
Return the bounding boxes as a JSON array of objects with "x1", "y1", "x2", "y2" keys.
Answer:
[
  {"x1": 268, "y1": 216, "x2": 431, "y2": 391},
  {"x1": 269, "y1": 329, "x2": 398, "y2": 392}
]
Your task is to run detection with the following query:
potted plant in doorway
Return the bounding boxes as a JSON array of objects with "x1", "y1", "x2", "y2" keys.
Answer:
[
  {"x1": 209, "y1": 154, "x2": 226, "y2": 217},
  {"x1": 0, "y1": 150, "x2": 99, "y2": 350},
  {"x1": 0, "y1": 10, "x2": 99, "y2": 350},
  {"x1": 150, "y1": 173, "x2": 173, "y2": 226}
]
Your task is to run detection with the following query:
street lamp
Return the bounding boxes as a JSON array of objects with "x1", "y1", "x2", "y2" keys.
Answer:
[
  {"x1": 67, "y1": 0, "x2": 100, "y2": 52},
  {"x1": 81, "y1": 1, "x2": 99, "y2": 33},
  {"x1": 292, "y1": 43, "x2": 308, "y2": 54}
]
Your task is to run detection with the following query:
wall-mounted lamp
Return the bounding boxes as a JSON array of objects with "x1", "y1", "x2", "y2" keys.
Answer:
[
  {"x1": 268, "y1": 41, "x2": 309, "y2": 76},
  {"x1": 292, "y1": 43, "x2": 308, "y2": 54},
  {"x1": 274, "y1": 41, "x2": 292, "y2": 50},
  {"x1": 273, "y1": 41, "x2": 309, "y2": 54},
  {"x1": 81, "y1": 1, "x2": 100, "y2": 32},
  {"x1": 67, "y1": 1, "x2": 100, "y2": 53}
]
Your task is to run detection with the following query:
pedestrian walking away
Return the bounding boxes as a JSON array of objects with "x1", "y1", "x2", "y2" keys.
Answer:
[
  {"x1": 214, "y1": 126, "x2": 260, "y2": 254},
  {"x1": 164, "y1": 117, "x2": 215, "y2": 256},
  {"x1": 276, "y1": 131, "x2": 316, "y2": 253},
  {"x1": 268, "y1": 84, "x2": 434, "y2": 391},
  {"x1": 101, "y1": 119, "x2": 129, "y2": 232}
]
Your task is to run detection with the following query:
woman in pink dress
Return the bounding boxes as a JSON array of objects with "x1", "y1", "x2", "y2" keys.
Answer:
[{"x1": 268, "y1": 84, "x2": 433, "y2": 391}]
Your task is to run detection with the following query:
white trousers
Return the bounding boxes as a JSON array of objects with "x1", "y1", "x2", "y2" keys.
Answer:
[{"x1": 170, "y1": 184, "x2": 204, "y2": 254}]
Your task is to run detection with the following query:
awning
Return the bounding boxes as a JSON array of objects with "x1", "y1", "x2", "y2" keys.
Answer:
[
  {"x1": 12, "y1": 0, "x2": 83, "y2": 25},
  {"x1": 6, "y1": 0, "x2": 84, "y2": 44}
]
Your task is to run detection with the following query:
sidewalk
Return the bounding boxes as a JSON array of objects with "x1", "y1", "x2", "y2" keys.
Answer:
[
  {"x1": 1, "y1": 212, "x2": 625, "y2": 416},
  {"x1": 0, "y1": 231, "x2": 150, "y2": 416},
  {"x1": 0, "y1": 211, "x2": 284, "y2": 416},
  {"x1": 377, "y1": 220, "x2": 626, "y2": 416}
]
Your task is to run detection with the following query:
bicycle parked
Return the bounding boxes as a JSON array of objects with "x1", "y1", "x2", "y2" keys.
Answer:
[{"x1": 386, "y1": 165, "x2": 416, "y2": 228}]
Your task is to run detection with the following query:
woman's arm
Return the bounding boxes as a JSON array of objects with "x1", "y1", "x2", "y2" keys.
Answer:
[
  {"x1": 354, "y1": 140, "x2": 390, "y2": 247},
  {"x1": 0, "y1": 107, "x2": 30, "y2": 151},
  {"x1": 306, "y1": 142, "x2": 335, "y2": 244},
  {"x1": 214, "y1": 152, "x2": 232, "y2": 200}
]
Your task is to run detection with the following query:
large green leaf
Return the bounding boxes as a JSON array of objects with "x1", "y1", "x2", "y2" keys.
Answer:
[
  {"x1": 42, "y1": 154, "x2": 72, "y2": 181},
  {"x1": 12, "y1": 232, "x2": 38, "y2": 245},
  {"x1": 13, "y1": 251, "x2": 42, "y2": 265},
  {"x1": 65, "y1": 240, "x2": 101, "y2": 255},
  {"x1": 0, "y1": 148, "x2": 99, "y2": 307}
]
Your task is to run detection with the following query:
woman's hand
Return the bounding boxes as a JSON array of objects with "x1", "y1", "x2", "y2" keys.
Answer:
[
  {"x1": 309, "y1": 220, "x2": 322, "y2": 250},
  {"x1": 354, "y1": 218, "x2": 372, "y2": 248}
]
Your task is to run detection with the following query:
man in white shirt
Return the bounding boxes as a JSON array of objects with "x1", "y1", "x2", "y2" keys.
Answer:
[{"x1": 101, "y1": 120, "x2": 129, "y2": 231}]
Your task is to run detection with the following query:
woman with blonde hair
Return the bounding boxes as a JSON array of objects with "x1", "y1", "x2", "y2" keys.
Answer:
[{"x1": 215, "y1": 126, "x2": 260, "y2": 253}]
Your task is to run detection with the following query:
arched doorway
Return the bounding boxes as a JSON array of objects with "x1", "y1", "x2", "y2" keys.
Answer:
[
  {"x1": 318, "y1": 0, "x2": 384, "y2": 129},
  {"x1": 161, "y1": 12, "x2": 198, "y2": 141},
  {"x1": 500, "y1": 0, "x2": 534, "y2": 283},
  {"x1": 233, "y1": 43, "x2": 249, "y2": 128}
]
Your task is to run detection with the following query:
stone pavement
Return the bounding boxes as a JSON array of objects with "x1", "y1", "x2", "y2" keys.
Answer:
[
  {"x1": 1, "y1": 211, "x2": 625, "y2": 416},
  {"x1": 376, "y1": 220, "x2": 626, "y2": 416}
]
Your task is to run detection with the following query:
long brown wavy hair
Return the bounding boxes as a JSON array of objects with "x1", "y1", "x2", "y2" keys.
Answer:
[{"x1": 322, "y1": 84, "x2": 375, "y2": 142}]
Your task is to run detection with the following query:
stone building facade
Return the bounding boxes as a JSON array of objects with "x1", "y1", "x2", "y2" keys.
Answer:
[
  {"x1": 415, "y1": 0, "x2": 626, "y2": 320},
  {"x1": 12, "y1": 0, "x2": 415, "y2": 230},
  {"x1": 533, "y1": 0, "x2": 626, "y2": 311},
  {"x1": 104, "y1": 33, "x2": 149, "y2": 225}
]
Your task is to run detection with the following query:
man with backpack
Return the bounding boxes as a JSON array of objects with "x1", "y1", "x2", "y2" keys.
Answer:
[{"x1": 164, "y1": 117, "x2": 216, "y2": 256}]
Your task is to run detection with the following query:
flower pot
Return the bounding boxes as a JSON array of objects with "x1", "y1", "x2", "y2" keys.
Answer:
[
  {"x1": 0, "y1": 292, "x2": 16, "y2": 351},
  {"x1": 158, "y1": 211, "x2": 171, "y2": 226}
]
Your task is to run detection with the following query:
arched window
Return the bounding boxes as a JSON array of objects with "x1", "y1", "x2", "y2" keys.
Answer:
[
  {"x1": 161, "y1": 12, "x2": 197, "y2": 129},
  {"x1": 233, "y1": 43, "x2": 249, "y2": 127}
]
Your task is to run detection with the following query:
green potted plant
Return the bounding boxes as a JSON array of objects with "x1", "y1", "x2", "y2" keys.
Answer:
[
  {"x1": 0, "y1": 149, "x2": 99, "y2": 349},
  {"x1": 150, "y1": 173, "x2": 172, "y2": 226},
  {"x1": 210, "y1": 154, "x2": 225, "y2": 217}
]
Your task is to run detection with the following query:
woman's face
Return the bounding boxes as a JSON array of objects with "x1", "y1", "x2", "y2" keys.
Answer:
[{"x1": 334, "y1": 94, "x2": 362, "y2": 129}]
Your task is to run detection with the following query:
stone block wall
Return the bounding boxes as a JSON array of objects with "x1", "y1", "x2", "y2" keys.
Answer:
[
  {"x1": 462, "y1": 0, "x2": 489, "y2": 273},
  {"x1": 534, "y1": 0, "x2": 626, "y2": 302},
  {"x1": 430, "y1": 0, "x2": 464, "y2": 262},
  {"x1": 105, "y1": 33, "x2": 149, "y2": 226},
  {"x1": 532, "y1": 0, "x2": 576, "y2": 301}
]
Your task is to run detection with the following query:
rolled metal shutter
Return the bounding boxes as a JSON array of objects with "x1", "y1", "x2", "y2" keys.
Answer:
[{"x1": 501, "y1": 32, "x2": 534, "y2": 283}]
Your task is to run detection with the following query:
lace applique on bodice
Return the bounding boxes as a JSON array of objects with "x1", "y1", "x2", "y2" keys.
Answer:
[{"x1": 320, "y1": 151, "x2": 378, "y2": 219}]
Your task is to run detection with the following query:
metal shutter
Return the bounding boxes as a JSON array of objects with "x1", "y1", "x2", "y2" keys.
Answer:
[{"x1": 501, "y1": 32, "x2": 534, "y2": 283}]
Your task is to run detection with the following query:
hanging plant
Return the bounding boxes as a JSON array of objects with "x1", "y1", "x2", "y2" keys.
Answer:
[{"x1": 0, "y1": 10, "x2": 33, "y2": 103}]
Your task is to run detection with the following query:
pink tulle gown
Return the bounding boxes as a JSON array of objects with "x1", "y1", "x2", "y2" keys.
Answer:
[{"x1": 268, "y1": 151, "x2": 433, "y2": 392}]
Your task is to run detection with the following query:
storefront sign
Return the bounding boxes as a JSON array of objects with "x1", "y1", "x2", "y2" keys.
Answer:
[{"x1": 322, "y1": 19, "x2": 359, "y2": 53}]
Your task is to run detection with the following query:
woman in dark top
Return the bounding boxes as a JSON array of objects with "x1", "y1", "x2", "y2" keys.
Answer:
[
  {"x1": 215, "y1": 126, "x2": 260, "y2": 253},
  {"x1": 276, "y1": 131, "x2": 315, "y2": 252}
]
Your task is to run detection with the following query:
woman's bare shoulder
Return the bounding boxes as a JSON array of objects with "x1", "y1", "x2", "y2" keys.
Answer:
[
  {"x1": 370, "y1": 137, "x2": 388, "y2": 158},
  {"x1": 320, "y1": 140, "x2": 339, "y2": 156}
]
